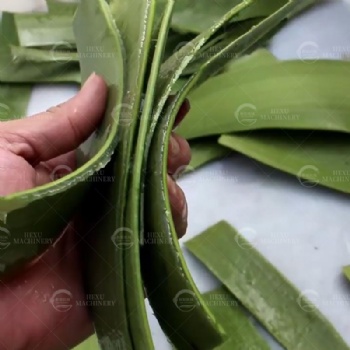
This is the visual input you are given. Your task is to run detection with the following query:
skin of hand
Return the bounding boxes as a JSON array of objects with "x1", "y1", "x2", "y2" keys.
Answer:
[{"x1": 0, "y1": 73, "x2": 191, "y2": 350}]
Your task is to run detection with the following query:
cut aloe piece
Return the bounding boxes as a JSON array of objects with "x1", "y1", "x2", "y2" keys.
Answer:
[
  {"x1": 2, "y1": 0, "x2": 76, "y2": 48},
  {"x1": 0, "y1": 83, "x2": 32, "y2": 121},
  {"x1": 202, "y1": 287, "x2": 270, "y2": 350},
  {"x1": 343, "y1": 266, "x2": 350, "y2": 282},
  {"x1": 178, "y1": 52, "x2": 350, "y2": 139},
  {"x1": 186, "y1": 139, "x2": 231, "y2": 173},
  {"x1": 219, "y1": 130, "x2": 350, "y2": 194},
  {"x1": 171, "y1": 0, "x2": 304, "y2": 33},
  {"x1": 0, "y1": 0, "x2": 123, "y2": 279},
  {"x1": 186, "y1": 221, "x2": 349, "y2": 350}
]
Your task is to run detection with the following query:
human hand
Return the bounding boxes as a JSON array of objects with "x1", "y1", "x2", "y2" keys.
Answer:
[{"x1": 0, "y1": 74, "x2": 191, "y2": 350}]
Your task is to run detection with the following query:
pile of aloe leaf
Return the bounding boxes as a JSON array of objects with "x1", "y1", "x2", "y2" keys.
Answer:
[{"x1": 1, "y1": 0, "x2": 350, "y2": 349}]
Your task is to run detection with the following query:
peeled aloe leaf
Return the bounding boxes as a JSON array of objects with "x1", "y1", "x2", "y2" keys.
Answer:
[
  {"x1": 186, "y1": 221, "x2": 349, "y2": 350},
  {"x1": 343, "y1": 266, "x2": 350, "y2": 282},
  {"x1": 178, "y1": 51, "x2": 350, "y2": 139},
  {"x1": 186, "y1": 139, "x2": 231, "y2": 173},
  {"x1": 202, "y1": 287, "x2": 270, "y2": 350},
  {"x1": 171, "y1": 0, "x2": 298, "y2": 33},
  {"x1": 219, "y1": 130, "x2": 350, "y2": 194},
  {"x1": 0, "y1": 83, "x2": 32, "y2": 120},
  {"x1": 2, "y1": 1, "x2": 76, "y2": 48}
]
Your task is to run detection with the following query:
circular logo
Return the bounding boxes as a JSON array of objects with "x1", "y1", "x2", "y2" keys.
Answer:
[
  {"x1": 111, "y1": 228, "x2": 134, "y2": 250},
  {"x1": 50, "y1": 165, "x2": 73, "y2": 181},
  {"x1": 114, "y1": 103, "x2": 134, "y2": 126},
  {"x1": 50, "y1": 289, "x2": 73, "y2": 312},
  {"x1": 0, "y1": 227, "x2": 11, "y2": 250},
  {"x1": 50, "y1": 41, "x2": 75, "y2": 63},
  {"x1": 235, "y1": 227, "x2": 257, "y2": 250},
  {"x1": 297, "y1": 41, "x2": 320, "y2": 63},
  {"x1": 297, "y1": 289, "x2": 319, "y2": 312},
  {"x1": 297, "y1": 165, "x2": 319, "y2": 188},
  {"x1": 235, "y1": 103, "x2": 257, "y2": 127},
  {"x1": 173, "y1": 289, "x2": 199, "y2": 312}
]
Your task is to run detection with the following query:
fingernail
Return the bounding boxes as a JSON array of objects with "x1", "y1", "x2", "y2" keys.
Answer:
[
  {"x1": 82, "y1": 72, "x2": 97, "y2": 89},
  {"x1": 170, "y1": 135, "x2": 180, "y2": 157}
]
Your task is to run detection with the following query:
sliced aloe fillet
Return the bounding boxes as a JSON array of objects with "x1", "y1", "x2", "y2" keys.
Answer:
[
  {"x1": 171, "y1": 0, "x2": 289, "y2": 33},
  {"x1": 143, "y1": 91, "x2": 225, "y2": 350},
  {"x1": 0, "y1": 0, "x2": 122, "y2": 277},
  {"x1": 178, "y1": 53, "x2": 350, "y2": 139},
  {"x1": 343, "y1": 266, "x2": 350, "y2": 282},
  {"x1": 0, "y1": 83, "x2": 32, "y2": 121},
  {"x1": 2, "y1": 0, "x2": 76, "y2": 48},
  {"x1": 185, "y1": 139, "x2": 231, "y2": 174},
  {"x1": 186, "y1": 221, "x2": 349, "y2": 350},
  {"x1": 219, "y1": 130, "x2": 350, "y2": 194}
]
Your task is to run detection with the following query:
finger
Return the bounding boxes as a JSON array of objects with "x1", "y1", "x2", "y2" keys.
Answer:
[
  {"x1": 0, "y1": 73, "x2": 108, "y2": 166},
  {"x1": 35, "y1": 151, "x2": 77, "y2": 186},
  {"x1": 167, "y1": 175, "x2": 188, "y2": 238},
  {"x1": 167, "y1": 133, "x2": 191, "y2": 176},
  {"x1": 173, "y1": 99, "x2": 190, "y2": 129}
]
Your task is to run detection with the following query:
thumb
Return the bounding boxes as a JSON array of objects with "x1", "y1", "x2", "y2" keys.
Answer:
[{"x1": 0, "y1": 73, "x2": 108, "y2": 165}]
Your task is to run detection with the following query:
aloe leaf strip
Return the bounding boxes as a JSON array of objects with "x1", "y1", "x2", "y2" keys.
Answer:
[
  {"x1": 202, "y1": 287, "x2": 270, "y2": 350},
  {"x1": 124, "y1": 1, "x2": 175, "y2": 348},
  {"x1": 185, "y1": 221, "x2": 349, "y2": 350},
  {"x1": 177, "y1": 57, "x2": 350, "y2": 139},
  {"x1": 219, "y1": 130, "x2": 350, "y2": 194},
  {"x1": 143, "y1": 90, "x2": 225, "y2": 350},
  {"x1": 343, "y1": 266, "x2": 350, "y2": 282}
]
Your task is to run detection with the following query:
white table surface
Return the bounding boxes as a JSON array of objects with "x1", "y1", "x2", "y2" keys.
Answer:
[{"x1": 9, "y1": 0, "x2": 350, "y2": 348}]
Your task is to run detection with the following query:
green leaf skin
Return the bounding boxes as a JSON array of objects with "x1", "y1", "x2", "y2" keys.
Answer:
[
  {"x1": 343, "y1": 266, "x2": 350, "y2": 282},
  {"x1": 186, "y1": 139, "x2": 231, "y2": 173},
  {"x1": 186, "y1": 221, "x2": 349, "y2": 350},
  {"x1": 0, "y1": 83, "x2": 32, "y2": 120},
  {"x1": 143, "y1": 90, "x2": 225, "y2": 350},
  {"x1": 178, "y1": 54, "x2": 350, "y2": 140},
  {"x1": 171, "y1": 0, "x2": 314, "y2": 34},
  {"x1": 219, "y1": 130, "x2": 350, "y2": 194},
  {"x1": 202, "y1": 288, "x2": 270, "y2": 350},
  {"x1": 73, "y1": 335, "x2": 99, "y2": 350}
]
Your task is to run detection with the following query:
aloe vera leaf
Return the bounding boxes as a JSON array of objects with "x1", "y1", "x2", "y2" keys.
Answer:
[
  {"x1": 171, "y1": 0, "x2": 289, "y2": 33},
  {"x1": 178, "y1": 56, "x2": 350, "y2": 139},
  {"x1": 202, "y1": 287, "x2": 270, "y2": 350},
  {"x1": 3, "y1": 0, "x2": 76, "y2": 48},
  {"x1": 186, "y1": 221, "x2": 349, "y2": 350},
  {"x1": 73, "y1": 1, "x2": 137, "y2": 349},
  {"x1": 72, "y1": 335, "x2": 99, "y2": 350},
  {"x1": 219, "y1": 130, "x2": 350, "y2": 194},
  {"x1": 186, "y1": 139, "x2": 231, "y2": 173},
  {"x1": 343, "y1": 266, "x2": 350, "y2": 282},
  {"x1": 0, "y1": 83, "x2": 32, "y2": 120},
  {"x1": 143, "y1": 93, "x2": 225, "y2": 350},
  {"x1": 124, "y1": 1, "x2": 175, "y2": 348}
]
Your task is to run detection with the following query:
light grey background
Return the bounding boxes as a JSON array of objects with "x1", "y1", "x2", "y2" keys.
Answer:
[{"x1": 2, "y1": 0, "x2": 350, "y2": 348}]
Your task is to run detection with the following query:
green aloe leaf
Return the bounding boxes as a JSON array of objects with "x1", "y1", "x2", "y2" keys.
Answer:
[
  {"x1": 73, "y1": 335, "x2": 99, "y2": 350},
  {"x1": 185, "y1": 139, "x2": 231, "y2": 173},
  {"x1": 178, "y1": 50, "x2": 350, "y2": 139},
  {"x1": 0, "y1": 83, "x2": 32, "y2": 120},
  {"x1": 219, "y1": 130, "x2": 350, "y2": 194},
  {"x1": 202, "y1": 287, "x2": 270, "y2": 350},
  {"x1": 186, "y1": 221, "x2": 349, "y2": 350},
  {"x1": 2, "y1": 0, "x2": 76, "y2": 48},
  {"x1": 343, "y1": 266, "x2": 350, "y2": 282}
]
